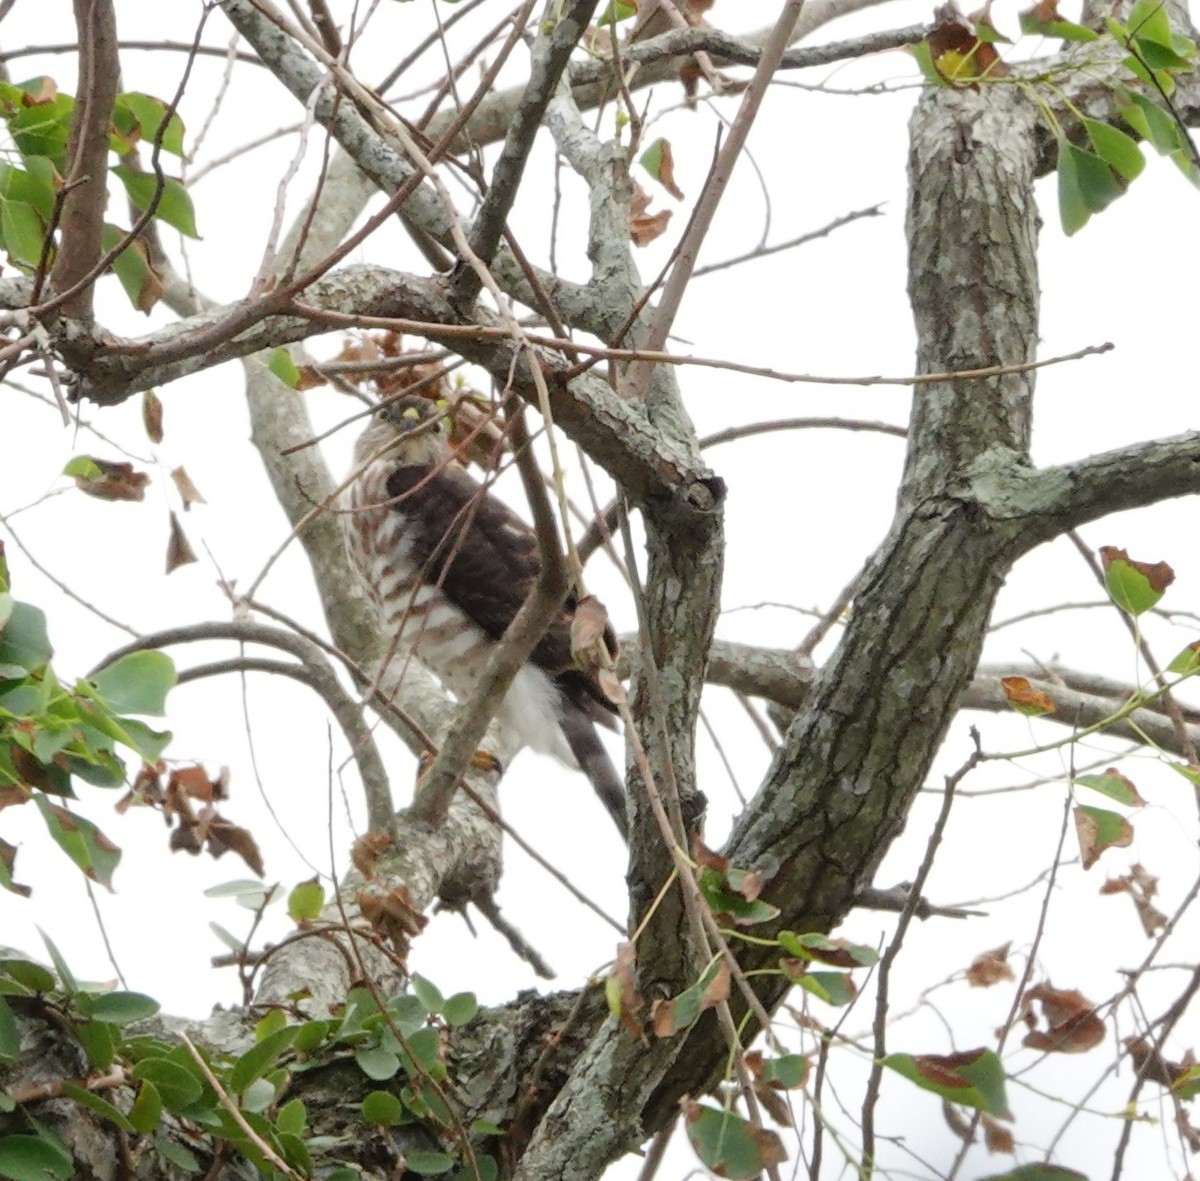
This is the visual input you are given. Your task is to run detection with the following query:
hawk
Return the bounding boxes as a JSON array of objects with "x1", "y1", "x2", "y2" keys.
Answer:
[{"x1": 344, "y1": 395, "x2": 628, "y2": 840}]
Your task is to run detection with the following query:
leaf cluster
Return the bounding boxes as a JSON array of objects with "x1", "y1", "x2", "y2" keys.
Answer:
[
  {"x1": 0, "y1": 943, "x2": 485, "y2": 1181},
  {"x1": 0, "y1": 76, "x2": 196, "y2": 310}
]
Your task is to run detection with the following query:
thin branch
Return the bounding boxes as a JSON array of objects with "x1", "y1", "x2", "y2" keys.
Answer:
[
  {"x1": 456, "y1": 0, "x2": 599, "y2": 302},
  {"x1": 92, "y1": 620, "x2": 397, "y2": 834},
  {"x1": 176, "y1": 655, "x2": 394, "y2": 834},
  {"x1": 621, "y1": 0, "x2": 809, "y2": 402},
  {"x1": 862, "y1": 737, "x2": 980, "y2": 1172},
  {"x1": 567, "y1": 21, "x2": 929, "y2": 85},
  {"x1": 691, "y1": 205, "x2": 886, "y2": 279}
]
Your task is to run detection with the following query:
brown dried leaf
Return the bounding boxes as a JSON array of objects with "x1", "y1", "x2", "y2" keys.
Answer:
[
  {"x1": 570, "y1": 595, "x2": 610, "y2": 667},
  {"x1": 358, "y1": 883, "x2": 426, "y2": 953},
  {"x1": 982, "y1": 1114, "x2": 1015, "y2": 1154},
  {"x1": 292, "y1": 366, "x2": 328, "y2": 392},
  {"x1": 1074, "y1": 805, "x2": 1133, "y2": 871},
  {"x1": 1022, "y1": 983, "x2": 1105, "y2": 1054},
  {"x1": 168, "y1": 764, "x2": 226, "y2": 803},
  {"x1": 692, "y1": 838, "x2": 728, "y2": 872},
  {"x1": 351, "y1": 830, "x2": 393, "y2": 879},
  {"x1": 1124, "y1": 1036, "x2": 1182, "y2": 1088},
  {"x1": 74, "y1": 459, "x2": 149, "y2": 502},
  {"x1": 611, "y1": 941, "x2": 644, "y2": 1037},
  {"x1": 597, "y1": 668, "x2": 627, "y2": 706},
  {"x1": 1102, "y1": 863, "x2": 1167, "y2": 937},
  {"x1": 142, "y1": 391, "x2": 163, "y2": 443},
  {"x1": 967, "y1": 943, "x2": 1015, "y2": 988},
  {"x1": 206, "y1": 815, "x2": 264, "y2": 876},
  {"x1": 166, "y1": 511, "x2": 198, "y2": 573},
  {"x1": 170, "y1": 466, "x2": 206, "y2": 511},
  {"x1": 753, "y1": 1084, "x2": 793, "y2": 1128},
  {"x1": 630, "y1": 207, "x2": 672, "y2": 247},
  {"x1": 1000, "y1": 675, "x2": 1056, "y2": 716},
  {"x1": 0, "y1": 834, "x2": 28, "y2": 896}
]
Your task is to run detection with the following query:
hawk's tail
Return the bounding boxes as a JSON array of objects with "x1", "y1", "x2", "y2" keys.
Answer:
[{"x1": 557, "y1": 704, "x2": 629, "y2": 842}]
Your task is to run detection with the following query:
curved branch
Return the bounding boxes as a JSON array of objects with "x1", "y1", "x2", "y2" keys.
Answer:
[
  {"x1": 96, "y1": 621, "x2": 395, "y2": 833},
  {"x1": 174, "y1": 655, "x2": 393, "y2": 834}
]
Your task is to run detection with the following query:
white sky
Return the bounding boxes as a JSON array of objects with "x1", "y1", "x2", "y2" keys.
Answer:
[{"x1": 4, "y1": 1, "x2": 1200, "y2": 1177}]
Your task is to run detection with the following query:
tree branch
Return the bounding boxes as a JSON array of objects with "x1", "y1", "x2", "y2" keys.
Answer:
[
  {"x1": 456, "y1": 0, "x2": 600, "y2": 302},
  {"x1": 50, "y1": 0, "x2": 119, "y2": 318}
]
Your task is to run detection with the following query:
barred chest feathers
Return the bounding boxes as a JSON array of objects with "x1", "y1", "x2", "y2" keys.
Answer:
[{"x1": 343, "y1": 457, "x2": 578, "y2": 768}]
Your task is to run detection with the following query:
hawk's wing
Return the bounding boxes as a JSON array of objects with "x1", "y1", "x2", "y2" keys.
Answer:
[{"x1": 385, "y1": 462, "x2": 617, "y2": 719}]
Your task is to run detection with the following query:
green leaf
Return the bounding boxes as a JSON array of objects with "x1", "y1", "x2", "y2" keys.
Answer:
[
  {"x1": 1128, "y1": 0, "x2": 1173, "y2": 48},
  {"x1": 0, "y1": 958, "x2": 54, "y2": 994},
  {"x1": 59, "y1": 1082, "x2": 135, "y2": 1132},
  {"x1": 979, "y1": 1166, "x2": 1089, "y2": 1181},
  {"x1": 89, "y1": 650, "x2": 175, "y2": 717},
  {"x1": 255, "y1": 1008, "x2": 288, "y2": 1041},
  {"x1": 404, "y1": 1026, "x2": 443, "y2": 1077},
  {"x1": 1057, "y1": 140, "x2": 1124, "y2": 235},
  {"x1": 287, "y1": 878, "x2": 325, "y2": 922},
  {"x1": 0, "y1": 197, "x2": 44, "y2": 267},
  {"x1": 127, "y1": 1080, "x2": 163, "y2": 1134},
  {"x1": 152, "y1": 1136, "x2": 199, "y2": 1173},
  {"x1": 1118, "y1": 92, "x2": 1183, "y2": 155},
  {"x1": 684, "y1": 1103, "x2": 785, "y2": 1181},
  {"x1": 794, "y1": 971, "x2": 857, "y2": 1007},
  {"x1": 0, "y1": 1134, "x2": 74, "y2": 1180},
  {"x1": 111, "y1": 167, "x2": 198, "y2": 237},
  {"x1": 406, "y1": 1151, "x2": 455, "y2": 1174},
  {"x1": 292, "y1": 1019, "x2": 332, "y2": 1056},
  {"x1": 0, "y1": 996, "x2": 17, "y2": 1062},
  {"x1": 362, "y1": 1089, "x2": 405, "y2": 1126},
  {"x1": 442, "y1": 992, "x2": 478, "y2": 1028},
  {"x1": 0, "y1": 602, "x2": 51, "y2": 672},
  {"x1": 1168, "y1": 642, "x2": 1200, "y2": 675},
  {"x1": 1018, "y1": 9, "x2": 1098, "y2": 41},
  {"x1": 1074, "y1": 770, "x2": 1144, "y2": 807},
  {"x1": 208, "y1": 922, "x2": 246, "y2": 954},
  {"x1": 228, "y1": 1026, "x2": 299, "y2": 1095},
  {"x1": 0, "y1": 594, "x2": 11, "y2": 631},
  {"x1": 267, "y1": 348, "x2": 301, "y2": 388},
  {"x1": 100, "y1": 223, "x2": 162, "y2": 312},
  {"x1": 74, "y1": 1020, "x2": 116, "y2": 1070},
  {"x1": 83, "y1": 990, "x2": 160, "y2": 1025},
  {"x1": 760, "y1": 1053, "x2": 809, "y2": 1088},
  {"x1": 1173, "y1": 1062, "x2": 1200, "y2": 1099},
  {"x1": 129, "y1": 1059, "x2": 204, "y2": 1113},
  {"x1": 778, "y1": 931, "x2": 879, "y2": 966},
  {"x1": 1102, "y1": 550, "x2": 1171, "y2": 615},
  {"x1": 240, "y1": 1077, "x2": 276, "y2": 1113},
  {"x1": 115, "y1": 92, "x2": 185, "y2": 156},
  {"x1": 599, "y1": 0, "x2": 638, "y2": 22},
  {"x1": 1075, "y1": 804, "x2": 1134, "y2": 868},
  {"x1": 884, "y1": 1048, "x2": 1012, "y2": 1117},
  {"x1": 37, "y1": 929, "x2": 76, "y2": 993},
  {"x1": 411, "y1": 974, "x2": 445, "y2": 1015},
  {"x1": 7, "y1": 93, "x2": 74, "y2": 161},
  {"x1": 276, "y1": 1098, "x2": 307, "y2": 1136},
  {"x1": 356, "y1": 1043, "x2": 402, "y2": 1081},
  {"x1": 1083, "y1": 120, "x2": 1145, "y2": 180},
  {"x1": 0, "y1": 162, "x2": 55, "y2": 219},
  {"x1": 34, "y1": 795, "x2": 122, "y2": 888}
]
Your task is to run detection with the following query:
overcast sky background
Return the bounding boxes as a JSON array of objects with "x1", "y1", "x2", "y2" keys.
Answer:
[{"x1": 4, "y1": 1, "x2": 1200, "y2": 1176}]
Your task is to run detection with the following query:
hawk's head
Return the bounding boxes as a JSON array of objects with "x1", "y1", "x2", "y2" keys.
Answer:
[{"x1": 353, "y1": 395, "x2": 449, "y2": 468}]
